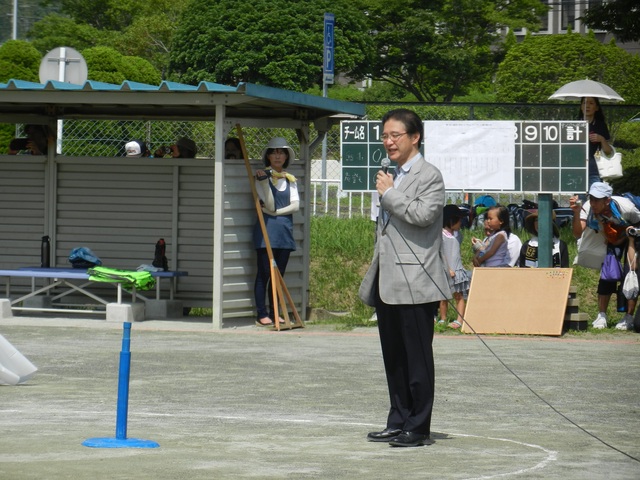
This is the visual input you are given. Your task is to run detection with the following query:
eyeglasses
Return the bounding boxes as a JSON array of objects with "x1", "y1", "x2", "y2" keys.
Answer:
[{"x1": 381, "y1": 132, "x2": 407, "y2": 142}]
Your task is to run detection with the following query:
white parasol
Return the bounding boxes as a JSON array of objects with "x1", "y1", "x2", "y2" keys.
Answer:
[{"x1": 548, "y1": 79, "x2": 624, "y2": 102}]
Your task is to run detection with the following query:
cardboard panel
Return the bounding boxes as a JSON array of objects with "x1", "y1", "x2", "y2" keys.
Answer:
[{"x1": 462, "y1": 268, "x2": 573, "y2": 336}]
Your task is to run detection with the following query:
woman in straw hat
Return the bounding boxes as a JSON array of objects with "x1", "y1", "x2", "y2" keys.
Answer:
[{"x1": 253, "y1": 137, "x2": 299, "y2": 327}]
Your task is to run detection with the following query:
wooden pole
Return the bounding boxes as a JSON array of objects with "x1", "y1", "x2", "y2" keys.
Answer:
[{"x1": 235, "y1": 125, "x2": 303, "y2": 331}]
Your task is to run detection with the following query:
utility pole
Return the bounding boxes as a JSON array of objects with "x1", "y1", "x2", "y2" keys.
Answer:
[{"x1": 12, "y1": 0, "x2": 18, "y2": 40}]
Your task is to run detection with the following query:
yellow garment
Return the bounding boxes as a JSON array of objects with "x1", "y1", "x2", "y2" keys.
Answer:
[{"x1": 267, "y1": 168, "x2": 296, "y2": 186}]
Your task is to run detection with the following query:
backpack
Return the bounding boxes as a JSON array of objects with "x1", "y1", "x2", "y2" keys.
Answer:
[
  {"x1": 152, "y1": 238, "x2": 169, "y2": 271},
  {"x1": 621, "y1": 192, "x2": 640, "y2": 211},
  {"x1": 68, "y1": 247, "x2": 102, "y2": 269}
]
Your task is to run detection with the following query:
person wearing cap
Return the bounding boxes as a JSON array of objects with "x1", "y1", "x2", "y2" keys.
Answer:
[
  {"x1": 125, "y1": 140, "x2": 143, "y2": 158},
  {"x1": 438, "y1": 204, "x2": 472, "y2": 329},
  {"x1": 570, "y1": 182, "x2": 640, "y2": 330},
  {"x1": 518, "y1": 211, "x2": 569, "y2": 268},
  {"x1": 252, "y1": 137, "x2": 299, "y2": 327}
]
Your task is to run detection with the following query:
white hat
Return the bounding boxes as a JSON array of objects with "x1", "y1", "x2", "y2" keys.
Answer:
[
  {"x1": 588, "y1": 182, "x2": 613, "y2": 199},
  {"x1": 261, "y1": 137, "x2": 296, "y2": 166},
  {"x1": 125, "y1": 141, "x2": 142, "y2": 157}
]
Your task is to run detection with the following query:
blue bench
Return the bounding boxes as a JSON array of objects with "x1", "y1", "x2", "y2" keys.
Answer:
[{"x1": 0, "y1": 268, "x2": 188, "y2": 320}]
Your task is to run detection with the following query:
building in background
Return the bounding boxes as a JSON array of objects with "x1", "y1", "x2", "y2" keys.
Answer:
[{"x1": 513, "y1": 0, "x2": 639, "y2": 55}]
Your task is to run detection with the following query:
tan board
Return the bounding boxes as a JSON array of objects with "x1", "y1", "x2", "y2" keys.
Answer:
[{"x1": 461, "y1": 268, "x2": 573, "y2": 336}]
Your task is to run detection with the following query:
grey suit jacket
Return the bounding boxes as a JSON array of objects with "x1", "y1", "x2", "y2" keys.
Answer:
[{"x1": 359, "y1": 156, "x2": 451, "y2": 306}]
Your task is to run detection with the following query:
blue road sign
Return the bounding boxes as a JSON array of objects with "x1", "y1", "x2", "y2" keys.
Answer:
[{"x1": 323, "y1": 13, "x2": 335, "y2": 84}]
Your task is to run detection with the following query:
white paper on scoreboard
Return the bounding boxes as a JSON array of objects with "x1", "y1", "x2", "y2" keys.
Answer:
[{"x1": 423, "y1": 121, "x2": 515, "y2": 190}]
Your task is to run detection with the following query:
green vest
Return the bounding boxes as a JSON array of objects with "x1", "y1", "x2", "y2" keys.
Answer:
[{"x1": 88, "y1": 267, "x2": 155, "y2": 291}]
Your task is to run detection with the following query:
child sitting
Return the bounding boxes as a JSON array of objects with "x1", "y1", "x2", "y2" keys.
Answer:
[{"x1": 472, "y1": 205, "x2": 512, "y2": 268}]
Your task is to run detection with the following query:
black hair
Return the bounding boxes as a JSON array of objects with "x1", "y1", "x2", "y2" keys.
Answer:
[
  {"x1": 381, "y1": 108, "x2": 423, "y2": 148},
  {"x1": 24, "y1": 124, "x2": 50, "y2": 154},
  {"x1": 264, "y1": 148, "x2": 290, "y2": 169},
  {"x1": 224, "y1": 137, "x2": 242, "y2": 159},
  {"x1": 225, "y1": 137, "x2": 241, "y2": 149},
  {"x1": 176, "y1": 137, "x2": 197, "y2": 158},
  {"x1": 578, "y1": 97, "x2": 607, "y2": 123},
  {"x1": 135, "y1": 140, "x2": 148, "y2": 156},
  {"x1": 487, "y1": 205, "x2": 511, "y2": 238},
  {"x1": 442, "y1": 205, "x2": 463, "y2": 229}
]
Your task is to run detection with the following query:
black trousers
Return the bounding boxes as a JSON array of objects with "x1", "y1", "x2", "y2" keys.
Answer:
[
  {"x1": 375, "y1": 285, "x2": 437, "y2": 435},
  {"x1": 254, "y1": 248, "x2": 291, "y2": 319}
]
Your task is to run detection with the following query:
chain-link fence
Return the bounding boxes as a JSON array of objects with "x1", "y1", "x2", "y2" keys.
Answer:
[{"x1": 23, "y1": 102, "x2": 640, "y2": 217}]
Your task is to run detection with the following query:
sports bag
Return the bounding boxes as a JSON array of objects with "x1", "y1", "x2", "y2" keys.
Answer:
[
  {"x1": 600, "y1": 248, "x2": 623, "y2": 282},
  {"x1": 68, "y1": 247, "x2": 102, "y2": 269}
]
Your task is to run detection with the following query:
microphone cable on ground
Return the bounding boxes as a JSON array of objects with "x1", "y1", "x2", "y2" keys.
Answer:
[{"x1": 383, "y1": 216, "x2": 640, "y2": 464}]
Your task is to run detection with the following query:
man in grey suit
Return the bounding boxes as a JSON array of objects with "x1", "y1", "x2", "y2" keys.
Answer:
[{"x1": 360, "y1": 109, "x2": 450, "y2": 447}]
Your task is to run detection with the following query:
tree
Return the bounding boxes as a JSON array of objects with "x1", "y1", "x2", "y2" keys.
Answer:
[
  {"x1": 28, "y1": 14, "x2": 111, "y2": 55},
  {"x1": 581, "y1": 0, "x2": 640, "y2": 43},
  {"x1": 169, "y1": 0, "x2": 374, "y2": 90},
  {"x1": 361, "y1": 0, "x2": 548, "y2": 102},
  {"x1": 495, "y1": 32, "x2": 640, "y2": 104},
  {"x1": 31, "y1": 0, "x2": 190, "y2": 75},
  {"x1": 83, "y1": 46, "x2": 161, "y2": 84},
  {"x1": 111, "y1": 14, "x2": 178, "y2": 76},
  {"x1": 0, "y1": 40, "x2": 42, "y2": 83},
  {"x1": 54, "y1": 0, "x2": 142, "y2": 31}
]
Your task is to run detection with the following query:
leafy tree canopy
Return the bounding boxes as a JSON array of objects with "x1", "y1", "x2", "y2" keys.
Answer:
[
  {"x1": 53, "y1": 0, "x2": 158, "y2": 31},
  {"x1": 495, "y1": 32, "x2": 640, "y2": 103},
  {"x1": 28, "y1": 14, "x2": 113, "y2": 55},
  {"x1": 169, "y1": 0, "x2": 374, "y2": 90},
  {"x1": 31, "y1": 0, "x2": 190, "y2": 75},
  {"x1": 0, "y1": 40, "x2": 42, "y2": 81},
  {"x1": 361, "y1": 0, "x2": 548, "y2": 102},
  {"x1": 83, "y1": 46, "x2": 161, "y2": 84},
  {"x1": 581, "y1": 0, "x2": 640, "y2": 43}
]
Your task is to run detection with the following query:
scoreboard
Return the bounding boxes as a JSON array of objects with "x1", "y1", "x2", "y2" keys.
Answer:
[{"x1": 340, "y1": 120, "x2": 588, "y2": 193}]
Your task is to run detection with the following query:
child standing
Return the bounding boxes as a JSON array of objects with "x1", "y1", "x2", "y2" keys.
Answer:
[
  {"x1": 472, "y1": 205, "x2": 512, "y2": 268},
  {"x1": 439, "y1": 205, "x2": 472, "y2": 329}
]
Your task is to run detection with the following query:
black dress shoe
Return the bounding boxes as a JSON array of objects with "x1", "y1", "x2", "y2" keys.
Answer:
[
  {"x1": 388, "y1": 431, "x2": 430, "y2": 447},
  {"x1": 367, "y1": 428, "x2": 402, "y2": 442}
]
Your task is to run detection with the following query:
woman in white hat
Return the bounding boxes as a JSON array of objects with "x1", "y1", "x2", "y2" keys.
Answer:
[{"x1": 253, "y1": 137, "x2": 299, "y2": 326}]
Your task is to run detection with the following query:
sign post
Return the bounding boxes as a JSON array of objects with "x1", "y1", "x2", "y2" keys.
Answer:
[
  {"x1": 39, "y1": 47, "x2": 88, "y2": 154},
  {"x1": 323, "y1": 13, "x2": 335, "y2": 85},
  {"x1": 321, "y1": 13, "x2": 335, "y2": 203}
]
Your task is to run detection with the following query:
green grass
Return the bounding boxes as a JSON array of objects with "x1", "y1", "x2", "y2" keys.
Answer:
[
  {"x1": 309, "y1": 215, "x2": 633, "y2": 335},
  {"x1": 309, "y1": 215, "x2": 375, "y2": 328}
]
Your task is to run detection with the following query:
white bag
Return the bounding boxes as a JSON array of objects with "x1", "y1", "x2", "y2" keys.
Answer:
[
  {"x1": 622, "y1": 271, "x2": 639, "y2": 299},
  {"x1": 595, "y1": 146, "x2": 623, "y2": 180},
  {"x1": 574, "y1": 228, "x2": 607, "y2": 269}
]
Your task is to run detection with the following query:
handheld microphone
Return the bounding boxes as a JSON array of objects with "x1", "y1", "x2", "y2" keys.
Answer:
[{"x1": 381, "y1": 157, "x2": 391, "y2": 174}]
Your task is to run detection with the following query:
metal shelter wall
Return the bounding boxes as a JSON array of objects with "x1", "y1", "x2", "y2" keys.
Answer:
[{"x1": 0, "y1": 79, "x2": 365, "y2": 329}]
